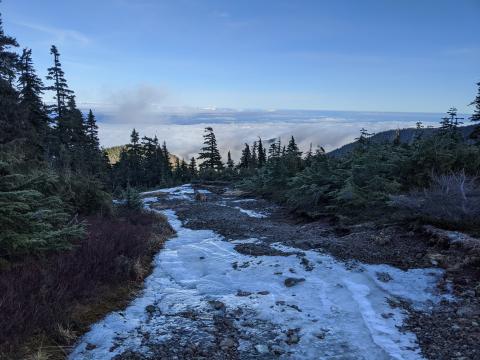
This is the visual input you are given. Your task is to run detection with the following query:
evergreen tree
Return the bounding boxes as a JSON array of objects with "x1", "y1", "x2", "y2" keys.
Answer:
[
  {"x1": 257, "y1": 138, "x2": 266, "y2": 167},
  {"x1": 0, "y1": 14, "x2": 18, "y2": 84},
  {"x1": 226, "y1": 150, "x2": 235, "y2": 168},
  {"x1": 0, "y1": 152, "x2": 84, "y2": 256},
  {"x1": 304, "y1": 143, "x2": 313, "y2": 167},
  {"x1": 0, "y1": 15, "x2": 21, "y2": 145},
  {"x1": 239, "y1": 143, "x2": 251, "y2": 169},
  {"x1": 125, "y1": 129, "x2": 143, "y2": 186},
  {"x1": 85, "y1": 109, "x2": 99, "y2": 149},
  {"x1": 18, "y1": 48, "x2": 49, "y2": 161},
  {"x1": 162, "y1": 141, "x2": 173, "y2": 179},
  {"x1": 45, "y1": 45, "x2": 73, "y2": 118},
  {"x1": 470, "y1": 82, "x2": 480, "y2": 141},
  {"x1": 198, "y1": 127, "x2": 223, "y2": 170},
  {"x1": 189, "y1": 157, "x2": 198, "y2": 178},
  {"x1": 251, "y1": 141, "x2": 258, "y2": 168}
]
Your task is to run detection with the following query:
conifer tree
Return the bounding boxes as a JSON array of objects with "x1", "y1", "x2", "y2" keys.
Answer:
[
  {"x1": 239, "y1": 143, "x2": 251, "y2": 168},
  {"x1": 257, "y1": 138, "x2": 266, "y2": 167},
  {"x1": 18, "y1": 48, "x2": 49, "y2": 161},
  {"x1": 125, "y1": 129, "x2": 143, "y2": 185},
  {"x1": 0, "y1": 14, "x2": 18, "y2": 84},
  {"x1": 227, "y1": 150, "x2": 235, "y2": 168},
  {"x1": 198, "y1": 127, "x2": 223, "y2": 170},
  {"x1": 162, "y1": 141, "x2": 173, "y2": 178},
  {"x1": 0, "y1": 14, "x2": 21, "y2": 145},
  {"x1": 85, "y1": 109, "x2": 99, "y2": 149},
  {"x1": 251, "y1": 141, "x2": 258, "y2": 168},
  {"x1": 470, "y1": 82, "x2": 480, "y2": 141},
  {"x1": 189, "y1": 157, "x2": 198, "y2": 178},
  {"x1": 45, "y1": 45, "x2": 73, "y2": 118}
]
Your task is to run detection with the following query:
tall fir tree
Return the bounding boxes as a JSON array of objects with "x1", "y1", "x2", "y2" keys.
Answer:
[
  {"x1": 257, "y1": 138, "x2": 266, "y2": 167},
  {"x1": 18, "y1": 48, "x2": 49, "y2": 161},
  {"x1": 0, "y1": 14, "x2": 21, "y2": 145},
  {"x1": 189, "y1": 157, "x2": 198, "y2": 178},
  {"x1": 226, "y1": 150, "x2": 235, "y2": 168},
  {"x1": 198, "y1": 127, "x2": 223, "y2": 170},
  {"x1": 85, "y1": 109, "x2": 99, "y2": 149},
  {"x1": 470, "y1": 82, "x2": 480, "y2": 141},
  {"x1": 45, "y1": 45, "x2": 73, "y2": 119},
  {"x1": 239, "y1": 143, "x2": 251, "y2": 169},
  {"x1": 0, "y1": 14, "x2": 18, "y2": 84}
]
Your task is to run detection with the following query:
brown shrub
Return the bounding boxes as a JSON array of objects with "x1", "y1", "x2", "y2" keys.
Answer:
[
  {"x1": 391, "y1": 172, "x2": 480, "y2": 228},
  {"x1": 0, "y1": 211, "x2": 173, "y2": 356}
]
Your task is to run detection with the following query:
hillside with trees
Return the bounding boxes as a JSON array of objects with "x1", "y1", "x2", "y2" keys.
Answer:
[{"x1": 1, "y1": 3, "x2": 480, "y2": 358}]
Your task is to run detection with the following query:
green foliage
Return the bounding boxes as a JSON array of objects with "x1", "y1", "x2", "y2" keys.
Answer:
[
  {"x1": 0, "y1": 153, "x2": 84, "y2": 257},
  {"x1": 120, "y1": 185, "x2": 143, "y2": 212},
  {"x1": 198, "y1": 127, "x2": 223, "y2": 171},
  {"x1": 470, "y1": 82, "x2": 480, "y2": 141},
  {"x1": 111, "y1": 130, "x2": 178, "y2": 189},
  {"x1": 239, "y1": 108, "x2": 480, "y2": 223}
]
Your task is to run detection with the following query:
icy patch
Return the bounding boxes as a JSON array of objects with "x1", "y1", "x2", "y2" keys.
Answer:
[
  {"x1": 234, "y1": 206, "x2": 268, "y2": 218},
  {"x1": 141, "y1": 197, "x2": 158, "y2": 204},
  {"x1": 232, "y1": 198, "x2": 257, "y2": 203},
  {"x1": 141, "y1": 184, "x2": 210, "y2": 201},
  {"x1": 71, "y1": 206, "x2": 450, "y2": 360}
]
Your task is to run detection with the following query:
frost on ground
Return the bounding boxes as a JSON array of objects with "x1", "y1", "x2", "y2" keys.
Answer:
[{"x1": 71, "y1": 185, "x2": 450, "y2": 360}]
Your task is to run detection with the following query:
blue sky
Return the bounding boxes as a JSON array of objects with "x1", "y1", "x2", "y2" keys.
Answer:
[{"x1": 3, "y1": 0, "x2": 479, "y2": 113}]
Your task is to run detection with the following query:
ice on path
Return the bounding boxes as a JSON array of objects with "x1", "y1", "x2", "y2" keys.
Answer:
[{"x1": 71, "y1": 187, "x2": 449, "y2": 360}]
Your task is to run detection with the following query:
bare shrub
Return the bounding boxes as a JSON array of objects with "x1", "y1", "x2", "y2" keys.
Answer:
[
  {"x1": 391, "y1": 172, "x2": 480, "y2": 227},
  {"x1": 0, "y1": 212, "x2": 171, "y2": 355}
]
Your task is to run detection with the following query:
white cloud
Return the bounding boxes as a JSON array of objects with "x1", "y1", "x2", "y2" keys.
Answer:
[
  {"x1": 14, "y1": 21, "x2": 90, "y2": 46},
  {"x1": 97, "y1": 110, "x2": 441, "y2": 161}
]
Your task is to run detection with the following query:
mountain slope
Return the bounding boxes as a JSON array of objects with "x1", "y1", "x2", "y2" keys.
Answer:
[{"x1": 329, "y1": 124, "x2": 477, "y2": 157}]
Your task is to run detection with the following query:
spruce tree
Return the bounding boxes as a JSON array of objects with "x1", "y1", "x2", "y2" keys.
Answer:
[
  {"x1": 251, "y1": 141, "x2": 258, "y2": 168},
  {"x1": 162, "y1": 141, "x2": 173, "y2": 179},
  {"x1": 470, "y1": 82, "x2": 480, "y2": 141},
  {"x1": 0, "y1": 14, "x2": 18, "y2": 84},
  {"x1": 85, "y1": 110, "x2": 99, "y2": 149},
  {"x1": 198, "y1": 127, "x2": 223, "y2": 170},
  {"x1": 189, "y1": 157, "x2": 198, "y2": 178},
  {"x1": 0, "y1": 14, "x2": 21, "y2": 145},
  {"x1": 227, "y1": 150, "x2": 235, "y2": 168},
  {"x1": 126, "y1": 129, "x2": 143, "y2": 185},
  {"x1": 239, "y1": 143, "x2": 251, "y2": 168},
  {"x1": 18, "y1": 48, "x2": 49, "y2": 161},
  {"x1": 257, "y1": 138, "x2": 266, "y2": 167},
  {"x1": 45, "y1": 45, "x2": 73, "y2": 118}
]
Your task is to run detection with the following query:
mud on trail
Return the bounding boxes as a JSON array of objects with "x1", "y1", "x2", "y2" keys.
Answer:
[{"x1": 70, "y1": 185, "x2": 463, "y2": 360}]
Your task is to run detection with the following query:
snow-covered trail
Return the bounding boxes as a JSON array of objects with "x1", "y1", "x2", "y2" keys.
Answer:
[{"x1": 70, "y1": 185, "x2": 449, "y2": 360}]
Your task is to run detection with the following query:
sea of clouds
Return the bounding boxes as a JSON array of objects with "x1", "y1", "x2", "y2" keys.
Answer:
[{"x1": 95, "y1": 107, "x2": 445, "y2": 161}]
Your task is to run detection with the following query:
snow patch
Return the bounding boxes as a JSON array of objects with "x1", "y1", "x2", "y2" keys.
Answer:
[
  {"x1": 234, "y1": 206, "x2": 268, "y2": 218},
  {"x1": 71, "y1": 202, "x2": 450, "y2": 359}
]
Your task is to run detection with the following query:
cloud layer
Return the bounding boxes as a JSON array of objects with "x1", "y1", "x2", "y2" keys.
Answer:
[{"x1": 96, "y1": 108, "x2": 443, "y2": 161}]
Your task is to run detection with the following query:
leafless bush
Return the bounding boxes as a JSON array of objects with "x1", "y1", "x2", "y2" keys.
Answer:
[
  {"x1": 391, "y1": 172, "x2": 480, "y2": 226},
  {"x1": 0, "y1": 212, "x2": 171, "y2": 355}
]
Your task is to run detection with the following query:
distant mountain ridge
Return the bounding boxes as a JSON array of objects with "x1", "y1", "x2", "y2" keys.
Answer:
[
  {"x1": 328, "y1": 124, "x2": 477, "y2": 157},
  {"x1": 104, "y1": 145, "x2": 179, "y2": 165}
]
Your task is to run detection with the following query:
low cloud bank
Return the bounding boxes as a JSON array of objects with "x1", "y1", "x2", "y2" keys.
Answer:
[{"x1": 97, "y1": 109, "x2": 443, "y2": 161}]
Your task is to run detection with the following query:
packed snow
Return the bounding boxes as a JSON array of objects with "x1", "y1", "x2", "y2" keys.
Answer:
[{"x1": 71, "y1": 185, "x2": 450, "y2": 359}]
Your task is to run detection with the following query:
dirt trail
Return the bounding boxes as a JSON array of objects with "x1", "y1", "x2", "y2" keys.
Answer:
[{"x1": 70, "y1": 185, "x2": 454, "y2": 360}]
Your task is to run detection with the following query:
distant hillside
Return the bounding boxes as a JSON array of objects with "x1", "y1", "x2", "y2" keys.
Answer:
[
  {"x1": 329, "y1": 124, "x2": 477, "y2": 157},
  {"x1": 104, "y1": 145, "x2": 179, "y2": 165}
]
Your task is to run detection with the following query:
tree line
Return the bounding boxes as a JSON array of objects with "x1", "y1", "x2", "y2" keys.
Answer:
[{"x1": 0, "y1": 15, "x2": 110, "y2": 257}]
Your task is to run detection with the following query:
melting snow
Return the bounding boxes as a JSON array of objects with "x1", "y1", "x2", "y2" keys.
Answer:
[
  {"x1": 234, "y1": 206, "x2": 268, "y2": 218},
  {"x1": 71, "y1": 186, "x2": 450, "y2": 359}
]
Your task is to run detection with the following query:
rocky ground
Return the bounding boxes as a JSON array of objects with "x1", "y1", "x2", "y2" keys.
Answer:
[
  {"x1": 71, "y1": 184, "x2": 479, "y2": 360},
  {"x1": 170, "y1": 185, "x2": 480, "y2": 360}
]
